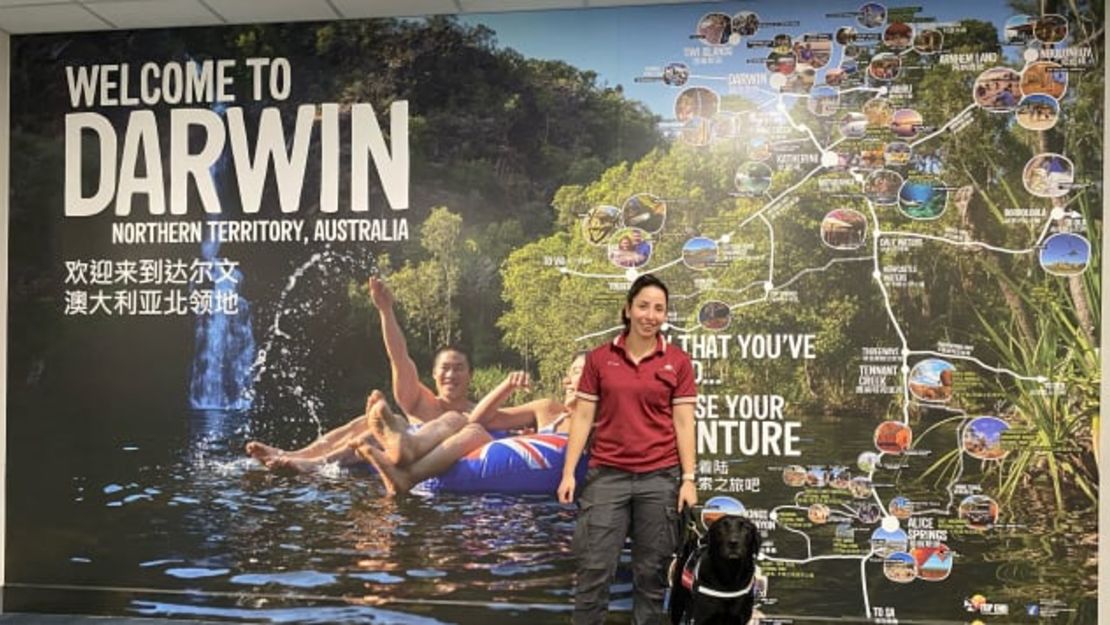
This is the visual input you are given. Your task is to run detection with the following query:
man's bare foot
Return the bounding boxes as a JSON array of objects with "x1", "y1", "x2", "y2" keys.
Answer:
[
  {"x1": 245, "y1": 441, "x2": 285, "y2": 464},
  {"x1": 365, "y1": 392, "x2": 411, "y2": 466},
  {"x1": 366, "y1": 389, "x2": 410, "y2": 432},
  {"x1": 267, "y1": 456, "x2": 322, "y2": 474},
  {"x1": 364, "y1": 388, "x2": 408, "y2": 432},
  {"x1": 352, "y1": 442, "x2": 413, "y2": 495}
]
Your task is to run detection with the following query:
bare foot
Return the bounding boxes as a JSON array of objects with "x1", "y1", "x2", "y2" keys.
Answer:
[
  {"x1": 246, "y1": 441, "x2": 285, "y2": 464},
  {"x1": 365, "y1": 392, "x2": 411, "y2": 466},
  {"x1": 365, "y1": 390, "x2": 409, "y2": 431},
  {"x1": 352, "y1": 442, "x2": 413, "y2": 495},
  {"x1": 267, "y1": 455, "x2": 322, "y2": 474}
]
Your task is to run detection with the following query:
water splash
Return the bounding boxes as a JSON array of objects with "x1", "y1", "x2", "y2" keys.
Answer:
[{"x1": 245, "y1": 248, "x2": 377, "y2": 439}]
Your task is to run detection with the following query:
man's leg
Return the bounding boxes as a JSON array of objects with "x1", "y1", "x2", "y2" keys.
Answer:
[
  {"x1": 366, "y1": 396, "x2": 468, "y2": 467},
  {"x1": 402, "y1": 412, "x2": 468, "y2": 462},
  {"x1": 246, "y1": 393, "x2": 383, "y2": 464},
  {"x1": 290, "y1": 414, "x2": 371, "y2": 458},
  {"x1": 573, "y1": 467, "x2": 632, "y2": 625},
  {"x1": 354, "y1": 423, "x2": 492, "y2": 495},
  {"x1": 630, "y1": 468, "x2": 680, "y2": 625},
  {"x1": 246, "y1": 415, "x2": 367, "y2": 463},
  {"x1": 244, "y1": 440, "x2": 285, "y2": 463},
  {"x1": 267, "y1": 445, "x2": 364, "y2": 473}
]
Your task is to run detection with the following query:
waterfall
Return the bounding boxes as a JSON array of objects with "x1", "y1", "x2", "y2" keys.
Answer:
[{"x1": 188, "y1": 103, "x2": 256, "y2": 410}]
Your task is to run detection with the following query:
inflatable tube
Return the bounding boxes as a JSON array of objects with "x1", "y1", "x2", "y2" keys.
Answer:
[{"x1": 418, "y1": 433, "x2": 588, "y2": 495}]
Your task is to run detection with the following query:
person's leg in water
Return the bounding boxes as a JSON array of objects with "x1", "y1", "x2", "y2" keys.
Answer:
[
  {"x1": 267, "y1": 446, "x2": 364, "y2": 473},
  {"x1": 259, "y1": 392, "x2": 396, "y2": 472},
  {"x1": 353, "y1": 423, "x2": 493, "y2": 495},
  {"x1": 246, "y1": 410, "x2": 377, "y2": 464},
  {"x1": 244, "y1": 440, "x2": 286, "y2": 464},
  {"x1": 365, "y1": 394, "x2": 468, "y2": 466},
  {"x1": 251, "y1": 391, "x2": 469, "y2": 473}
]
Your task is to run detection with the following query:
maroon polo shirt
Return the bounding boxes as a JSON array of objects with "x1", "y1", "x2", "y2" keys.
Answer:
[{"x1": 576, "y1": 332, "x2": 698, "y2": 473}]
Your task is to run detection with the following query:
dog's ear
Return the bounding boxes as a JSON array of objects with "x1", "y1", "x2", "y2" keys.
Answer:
[{"x1": 747, "y1": 520, "x2": 762, "y2": 557}]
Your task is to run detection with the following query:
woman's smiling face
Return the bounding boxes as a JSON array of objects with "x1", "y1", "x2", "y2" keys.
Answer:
[{"x1": 625, "y1": 285, "x2": 667, "y2": 341}]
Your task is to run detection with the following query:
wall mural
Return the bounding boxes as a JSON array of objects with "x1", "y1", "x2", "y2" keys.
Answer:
[{"x1": 6, "y1": 1, "x2": 1102, "y2": 622}]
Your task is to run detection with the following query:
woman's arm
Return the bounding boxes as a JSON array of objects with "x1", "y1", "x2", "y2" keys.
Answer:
[
  {"x1": 481, "y1": 399, "x2": 564, "y2": 432},
  {"x1": 467, "y1": 371, "x2": 530, "y2": 427},
  {"x1": 673, "y1": 402, "x2": 698, "y2": 511},
  {"x1": 557, "y1": 399, "x2": 597, "y2": 503},
  {"x1": 672, "y1": 353, "x2": 699, "y2": 511}
]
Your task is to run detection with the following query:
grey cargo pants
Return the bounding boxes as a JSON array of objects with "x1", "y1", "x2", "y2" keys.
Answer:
[{"x1": 572, "y1": 465, "x2": 680, "y2": 625}]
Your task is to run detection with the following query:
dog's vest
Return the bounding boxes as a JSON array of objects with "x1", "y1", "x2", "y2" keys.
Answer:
[{"x1": 679, "y1": 546, "x2": 757, "y2": 599}]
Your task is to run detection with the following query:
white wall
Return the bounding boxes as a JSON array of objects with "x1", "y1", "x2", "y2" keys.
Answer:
[
  {"x1": 1101, "y1": 26, "x2": 1108, "y2": 623},
  {"x1": 0, "y1": 11, "x2": 1103, "y2": 620},
  {"x1": 0, "y1": 27, "x2": 9, "y2": 592}
]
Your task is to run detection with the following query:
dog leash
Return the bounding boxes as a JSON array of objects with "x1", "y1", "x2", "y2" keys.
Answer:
[
  {"x1": 668, "y1": 505, "x2": 701, "y2": 588},
  {"x1": 679, "y1": 505, "x2": 700, "y2": 541}
]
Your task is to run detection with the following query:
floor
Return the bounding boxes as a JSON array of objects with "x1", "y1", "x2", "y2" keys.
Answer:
[{"x1": 0, "y1": 616, "x2": 228, "y2": 624}]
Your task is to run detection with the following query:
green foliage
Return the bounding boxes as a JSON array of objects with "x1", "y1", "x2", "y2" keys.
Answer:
[
  {"x1": 364, "y1": 207, "x2": 534, "y2": 379},
  {"x1": 387, "y1": 207, "x2": 463, "y2": 353},
  {"x1": 499, "y1": 232, "x2": 613, "y2": 394},
  {"x1": 469, "y1": 365, "x2": 513, "y2": 401},
  {"x1": 220, "y1": 17, "x2": 663, "y2": 228},
  {"x1": 501, "y1": 139, "x2": 897, "y2": 409},
  {"x1": 925, "y1": 191, "x2": 1101, "y2": 512},
  {"x1": 907, "y1": 9, "x2": 1103, "y2": 522}
]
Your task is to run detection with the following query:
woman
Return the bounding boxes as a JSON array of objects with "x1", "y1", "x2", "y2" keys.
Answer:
[
  {"x1": 557, "y1": 274, "x2": 698, "y2": 625},
  {"x1": 354, "y1": 354, "x2": 588, "y2": 495}
]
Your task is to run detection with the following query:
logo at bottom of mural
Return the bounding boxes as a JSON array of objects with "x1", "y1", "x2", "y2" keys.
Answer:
[{"x1": 963, "y1": 594, "x2": 1010, "y2": 616}]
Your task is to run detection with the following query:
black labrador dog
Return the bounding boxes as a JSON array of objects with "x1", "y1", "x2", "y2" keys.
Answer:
[{"x1": 669, "y1": 513, "x2": 762, "y2": 625}]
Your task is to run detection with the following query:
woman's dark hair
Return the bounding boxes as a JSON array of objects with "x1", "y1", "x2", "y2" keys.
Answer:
[{"x1": 621, "y1": 274, "x2": 669, "y2": 329}]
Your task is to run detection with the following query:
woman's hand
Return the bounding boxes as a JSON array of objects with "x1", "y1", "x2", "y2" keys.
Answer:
[
  {"x1": 502, "y1": 371, "x2": 531, "y2": 392},
  {"x1": 677, "y1": 480, "x2": 697, "y2": 512},
  {"x1": 557, "y1": 475, "x2": 576, "y2": 504},
  {"x1": 468, "y1": 371, "x2": 533, "y2": 428}
]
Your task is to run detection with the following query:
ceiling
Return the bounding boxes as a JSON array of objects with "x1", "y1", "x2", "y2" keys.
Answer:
[{"x1": 0, "y1": 0, "x2": 719, "y2": 34}]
